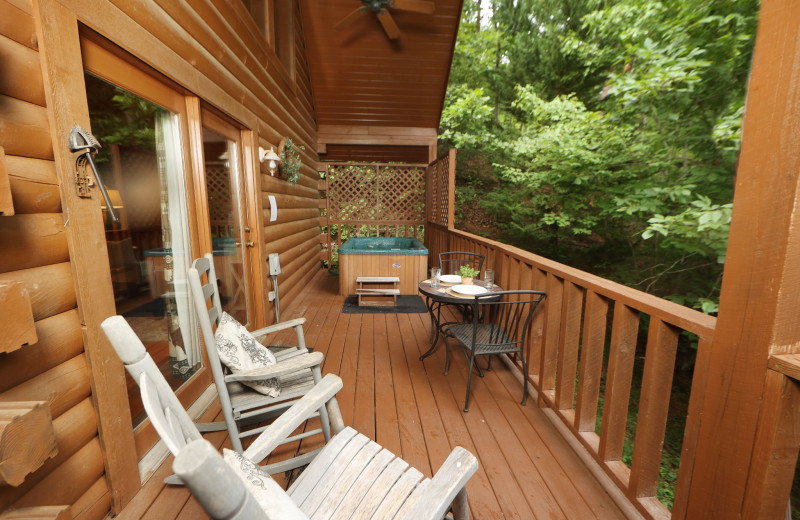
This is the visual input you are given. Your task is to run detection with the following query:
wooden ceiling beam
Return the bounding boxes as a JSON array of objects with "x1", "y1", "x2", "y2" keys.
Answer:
[
  {"x1": 317, "y1": 125, "x2": 437, "y2": 163},
  {"x1": 317, "y1": 124, "x2": 437, "y2": 146}
]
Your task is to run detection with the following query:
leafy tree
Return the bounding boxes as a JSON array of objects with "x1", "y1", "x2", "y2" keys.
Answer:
[{"x1": 440, "y1": 0, "x2": 758, "y2": 312}]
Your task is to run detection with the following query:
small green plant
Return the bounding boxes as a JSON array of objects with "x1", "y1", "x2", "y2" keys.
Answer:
[
  {"x1": 279, "y1": 137, "x2": 305, "y2": 185},
  {"x1": 458, "y1": 265, "x2": 479, "y2": 278}
]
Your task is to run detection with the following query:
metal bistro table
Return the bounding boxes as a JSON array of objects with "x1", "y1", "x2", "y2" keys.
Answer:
[{"x1": 418, "y1": 279, "x2": 503, "y2": 361}]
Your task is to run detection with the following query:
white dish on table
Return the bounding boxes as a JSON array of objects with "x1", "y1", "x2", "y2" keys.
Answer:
[
  {"x1": 439, "y1": 275, "x2": 462, "y2": 284},
  {"x1": 451, "y1": 284, "x2": 488, "y2": 296}
]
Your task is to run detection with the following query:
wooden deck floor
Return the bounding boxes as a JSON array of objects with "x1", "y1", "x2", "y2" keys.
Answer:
[{"x1": 115, "y1": 270, "x2": 629, "y2": 520}]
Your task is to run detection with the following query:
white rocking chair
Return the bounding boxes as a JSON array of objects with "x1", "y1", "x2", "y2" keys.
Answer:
[
  {"x1": 101, "y1": 316, "x2": 478, "y2": 520},
  {"x1": 188, "y1": 253, "x2": 330, "y2": 473}
]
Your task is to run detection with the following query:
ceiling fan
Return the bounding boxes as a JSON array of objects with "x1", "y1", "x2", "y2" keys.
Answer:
[{"x1": 334, "y1": 0, "x2": 435, "y2": 40}]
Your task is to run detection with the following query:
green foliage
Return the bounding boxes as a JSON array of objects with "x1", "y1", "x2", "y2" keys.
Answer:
[
  {"x1": 440, "y1": 0, "x2": 758, "y2": 313},
  {"x1": 458, "y1": 265, "x2": 479, "y2": 278},
  {"x1": 279, "y1": 138, "x2": 305, "y2": 185},
  {"x1": 84, "y1": 74, "x2": 162, "y2": 164}
]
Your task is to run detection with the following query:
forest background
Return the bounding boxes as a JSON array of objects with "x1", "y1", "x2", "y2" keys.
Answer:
[{"x1": 439, "y1": 0, "x2": 759, "y2": 315}]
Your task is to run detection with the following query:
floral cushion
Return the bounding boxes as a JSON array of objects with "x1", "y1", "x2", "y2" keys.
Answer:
[
  {"x1": 214, "y1": 312, "x2": 281, "y2": 397},
  {"x1": 222, "y1": 449, "x2": 303, "y2": 515}
]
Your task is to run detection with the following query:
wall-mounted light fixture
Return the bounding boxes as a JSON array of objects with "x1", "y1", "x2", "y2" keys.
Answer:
[{"x1": 259, "y1": 146, "x2": 281, "y2": 176}]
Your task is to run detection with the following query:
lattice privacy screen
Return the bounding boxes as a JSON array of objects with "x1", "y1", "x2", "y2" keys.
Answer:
[
  {"x1": 206, "y1": 164, "x2": 232, "y2": 223},
  {"x1": 322, "y1": 163, "x2": 428, "y2": 264},
  {"x1": 205, "y1": 163, "x2": 235, "y2": 237},
  {"x1": 427, "y1": 151, "x2": 453, "y2": 227},
  {"x1": 327, "y1": 164, "x2": 426, "y2": 222}
]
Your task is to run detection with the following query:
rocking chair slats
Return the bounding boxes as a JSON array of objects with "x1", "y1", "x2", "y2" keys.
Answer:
[
  {"x1": 329, "y1": 448, "x2": 396, "y2": 520},
  {"x1": 348, "y1": 457, "x2": 409, "y2": 518}
]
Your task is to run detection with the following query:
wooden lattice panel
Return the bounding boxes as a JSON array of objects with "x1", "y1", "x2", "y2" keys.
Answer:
[
  {"x1": 323, "y1": 162, "x2": 428, "y2": 265},
  {"x1": 427, "y1": 152, "x2": 451, "y2": 227},
  {"x1": 206, "y1": 164, "x2": 232, "y2": 223},
  {"x1": 327, "y1": 164, "x2": 425, "y2": 223}
]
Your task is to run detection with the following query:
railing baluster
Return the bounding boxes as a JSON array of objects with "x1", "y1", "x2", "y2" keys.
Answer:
[
  {"x1": 540, "y1": 273, "x2": 564, "y2": 403},
  {"x1": 671, "y1": 337, "x2": 712, "y2": 520},
  {"x1": 519, "y1": 266, "x2": 534, "y2": 371},
  {"x1": 629, "y1": 318, "x2": 679, "y2": 500},
  {"x1": 599, "y1": 302, "x2": 639, "y2": 467},
  {"x1": 527, "y1": 268, "x2": 548, "y2": 383},
  {"x1": 556, "y1": 281, "x2": 584, "y2": 411},
  {"x1": 576, "y1": 290, "x2": 609, "y2": 432}
]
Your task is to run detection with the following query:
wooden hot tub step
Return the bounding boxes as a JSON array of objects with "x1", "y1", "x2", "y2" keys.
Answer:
[{"x1": 356, "y1": 276, "x2": 400, "y2": 306}]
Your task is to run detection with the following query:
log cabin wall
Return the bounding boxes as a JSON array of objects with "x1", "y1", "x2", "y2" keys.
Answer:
[
  {"x1": 0, "y1": 1, "x2": 110, "y2": 518},
  {"x1": 0, "y1": 0, "x2": 320, "y2": 517}
]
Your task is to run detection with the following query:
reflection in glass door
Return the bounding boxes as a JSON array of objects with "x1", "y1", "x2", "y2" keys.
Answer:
[
  {"x1": 84, "y1": 72, "x2": 201, "y2": 428},
  {"x1": 201, "y1": 114, "x2": 251, "y2": 325}
]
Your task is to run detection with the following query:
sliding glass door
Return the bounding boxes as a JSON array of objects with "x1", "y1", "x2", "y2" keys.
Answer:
[{"x1": 82, "y1": 37, "x2": 210, "y2": 458}]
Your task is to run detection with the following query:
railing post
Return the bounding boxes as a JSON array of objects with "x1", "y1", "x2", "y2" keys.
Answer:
[{"x1": 684, "y1": 1, "x2": 800, "y2": 517}]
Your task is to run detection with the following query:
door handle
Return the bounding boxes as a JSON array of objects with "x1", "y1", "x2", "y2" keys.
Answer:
[{"x1": 235, "y1": 241, "x2": 255, "y2": 247}]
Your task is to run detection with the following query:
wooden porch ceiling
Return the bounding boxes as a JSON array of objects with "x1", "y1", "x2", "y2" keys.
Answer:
[
  {"x1": 299, "y1": 0, "x2": 463, "y2": 162},
  {"x1": 118, "y1": 271, "x2": 631, "y2": 519}
]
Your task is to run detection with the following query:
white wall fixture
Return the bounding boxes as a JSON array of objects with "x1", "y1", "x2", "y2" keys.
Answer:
[{"x1": 259, "y1": 146, "x2": 281, "y2": 175}]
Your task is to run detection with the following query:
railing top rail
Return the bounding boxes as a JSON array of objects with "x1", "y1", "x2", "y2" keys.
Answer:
[
  {"x1": 323, "y1": 162, "x2": 429, "y2": 168},
  {"x1": 328, "y1": 219, "x2": 425, "y2": 224},
  {"x1": 439, "y1": 225, "x2": 716, "y2": 339}
]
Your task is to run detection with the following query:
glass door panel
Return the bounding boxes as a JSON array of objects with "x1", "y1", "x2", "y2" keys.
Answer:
[
  {"x1": 84, "y1": 72, "x2": 202, "y2": 429},
  {"x1": 201, "y1": 113, "x2": 251, "y2": 325}
]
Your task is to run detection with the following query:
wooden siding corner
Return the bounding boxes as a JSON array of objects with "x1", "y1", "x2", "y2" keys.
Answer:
[
  {"x1": 0, "y1": 280, "x2": 37, "y2": 354},
  {"x1": 0, "y1": 401, "x2": 58, "y2": 487},
  {"x1": 0, "y1": 147, "x2": 14, "y2": 215}
]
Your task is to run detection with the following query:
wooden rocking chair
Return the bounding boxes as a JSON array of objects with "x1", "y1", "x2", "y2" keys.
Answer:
[
  {"x1": 186, "y1": 253, "x2": 331, "y2": 473},
  {"x1": 101, "y1": 316, "x2": 479, "y2": 520}
]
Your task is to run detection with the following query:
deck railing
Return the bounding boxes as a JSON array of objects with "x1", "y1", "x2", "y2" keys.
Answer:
[{"x1": 426, "y1": 224, "x2": 717, "y2": 520}]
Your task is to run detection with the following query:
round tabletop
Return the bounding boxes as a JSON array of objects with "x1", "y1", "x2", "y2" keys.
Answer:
[{"x1": 418, "y1": 279, "x2": 504, "y2": 304}]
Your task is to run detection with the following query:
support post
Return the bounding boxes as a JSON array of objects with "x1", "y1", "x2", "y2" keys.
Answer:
[{"x1": 683, "y1": 2, "x2": 800, "y2": 518}]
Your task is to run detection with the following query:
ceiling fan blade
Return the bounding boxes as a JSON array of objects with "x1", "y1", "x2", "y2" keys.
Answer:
[
  {"x1": 377, "y1": 8, "x2": 401, "y2": 39},
  {"x1": 392, "y1": 0, "x2": 435, "y2": 14},
  {"x1": 334, "y1": 7, "x2": 368, "y2": 30}
]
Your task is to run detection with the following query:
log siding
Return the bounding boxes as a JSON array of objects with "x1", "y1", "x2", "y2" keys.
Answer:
[{"x1": 0, "y1": 0, "x2": 321, "y2": 517}]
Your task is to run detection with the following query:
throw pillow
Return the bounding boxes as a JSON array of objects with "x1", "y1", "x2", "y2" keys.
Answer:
[
  {"x1": 222, "y1": 449, "x2": 304, "y2": 515},
  {"x1": 215, "y1": 312, "x2": 281, "y2": 397}
]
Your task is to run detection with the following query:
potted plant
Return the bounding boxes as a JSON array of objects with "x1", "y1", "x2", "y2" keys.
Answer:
[
  {"x1": 278, "y1": 137, "x2": 305, "y2": 185},
  {"x1": 458, "y1": 265, "x2": 479, "y2": 284}
]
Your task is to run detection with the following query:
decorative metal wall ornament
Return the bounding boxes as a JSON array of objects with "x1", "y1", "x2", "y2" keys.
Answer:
[{"x1": 68, "y1": 124, "x2": 120, "y2": 223}]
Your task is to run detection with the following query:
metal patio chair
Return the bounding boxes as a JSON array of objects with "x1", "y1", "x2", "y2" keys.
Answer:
[
  {"x1": 438, "y1": 251, "x2": 485, "y2": 278},
  {"x1": 446, "y1": 290, "x2": 546, "y2": 412}
]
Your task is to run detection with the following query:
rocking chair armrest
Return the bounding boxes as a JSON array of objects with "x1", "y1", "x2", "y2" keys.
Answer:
[
  {"x1": 401, "y1": 447, "x2": 479, "y2": 520},
  {"x1": 224, "y1": 351, "x2": 323, "y2": 382},
  {"x1": 244, "y1": 373, "x2": 344, "y2": 463},
  {"x1": 251, "y1": 318, "x2": 306, "y2": 338}
]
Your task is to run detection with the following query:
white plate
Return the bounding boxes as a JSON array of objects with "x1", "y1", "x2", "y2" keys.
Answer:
[
  {"x1": 439, "y1": 275, "x2": 462, "y2": 284},
  {"x1": 451, "y1": 284, "x2": 488, "y2": 296}
]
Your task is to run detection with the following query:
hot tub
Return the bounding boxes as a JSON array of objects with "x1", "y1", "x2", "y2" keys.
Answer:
[{"x1": 338, "y1": 237, "x2": 428, "y2": 296}]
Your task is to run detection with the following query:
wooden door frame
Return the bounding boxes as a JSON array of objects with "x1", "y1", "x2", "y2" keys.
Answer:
[{"x1": 32, "y1": 0, "x2": 140, "y2": 511}]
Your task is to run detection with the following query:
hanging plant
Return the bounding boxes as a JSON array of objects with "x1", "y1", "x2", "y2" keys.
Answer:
[{"x1": 278, "y1": 137, "x2": 305, "y2": 185}]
